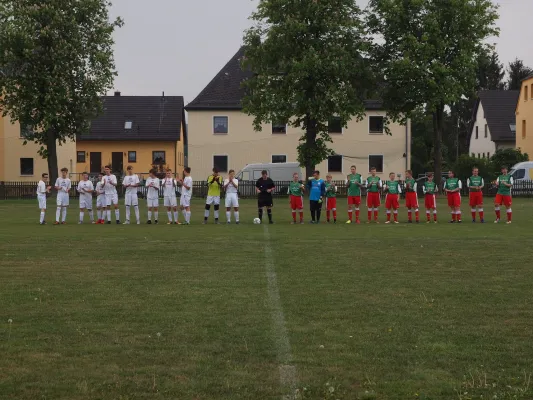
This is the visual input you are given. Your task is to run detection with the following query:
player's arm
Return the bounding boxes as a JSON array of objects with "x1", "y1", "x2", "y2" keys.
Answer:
[
  {"x1": 77, "y1": 183, "x2": 83, "y2": 193},
  {"x1": 443, "y1": 181, "x2": 448, "y2": 192},
  {"x1": 268, "y1": 182, "x2": 276, "y2": 193},
  {"x1": 183, "y1": 178, "x2": 191, "y2": 190},
  {"x1": 480, "y1": 178, "x2": 485, "y2": 189},
  {"x1": 378, "y1": 179, "x2": 382, "y2": 188},
  {"x1": 224, "y1": 179, "x2": 231, "y2": 190},
  {"x1": 85, "y1": 182, "x2": 94, "y2": 193},
  {"x1": 505, "y1": 177, "x2": 514, "y2": 187},
  {"x1": 398, "y1": 184, "x2": 402, "y2": 194},
  {"x1": 413, "y1": 182, "x2": 417, "y2": 192},
  {"x1": 109, "y1": 176, "x2": 117, "y2": 187},
  {"x1": 320, "y1": 182, "x2": 326, "y2": 198},
  {"x1": 456, "y1": 180, "x2": 462, "y2": 192},
  {"x1": 54, "y1": 179, "x2": 61, "y2": 191}
]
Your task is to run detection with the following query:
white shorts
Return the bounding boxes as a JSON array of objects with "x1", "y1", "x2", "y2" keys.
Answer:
[
  {"x1": 79, "y1": 197, "x2": 93, "y2": 210},
  {"x1": 225, "y1": 193, "x2": 239, "y2": 208},
  {"x1": 206, "y1": 196, "x2": 220, "y2": 206},
  {"x1": 96, "y1": 196, "x2": 106, "y2": 208},
  {"x1": 56, "y1": 193, "x2": 69, "y2": 207},
  {"x1": 38, "y1": 195, "x2": 47, "y2": 210},
  {"x1": 147, "y1": 198, "x2": 159, "y2": 208},
  {"x1": 125, "y1": 193, "x2": 139, "y2": 206},
  {"x1": 105, "y1": 193, "x2": 119, "y2": 206},
  {"x1": 180, "y1": 195, "x2": 191, "y2": 208},
  {"x1": 164, "y1": 196, "x2": 178, "y2": 207}
]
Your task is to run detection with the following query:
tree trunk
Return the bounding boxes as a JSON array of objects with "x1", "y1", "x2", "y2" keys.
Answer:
[
  {"x1": 432, "y1": 104, "x2": 444, "y2": 186},
  {"x1": 304, "y1": 116, "x2": 318, "y2": 180},
  {"x1": 46, "y1": 129, "x2": 59, "y2": 184}
]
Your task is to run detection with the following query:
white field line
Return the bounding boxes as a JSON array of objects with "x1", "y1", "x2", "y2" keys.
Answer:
[{"x1": 263, "y1": 225, "x2": 298, "y2": 400}]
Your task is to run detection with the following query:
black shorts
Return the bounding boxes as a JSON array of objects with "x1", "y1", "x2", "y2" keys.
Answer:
[{"x1": 258, "y1": 196, "x2": 273, "y2": 208}]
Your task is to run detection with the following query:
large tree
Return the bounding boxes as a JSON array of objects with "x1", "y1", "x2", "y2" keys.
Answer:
[
  {"x1": 366, "y1": 0, "x2": 498, "y2": 183},
  {"x1": 506, "y1": 58, "x2": 532, "y2": 90},
  {"x1": 0, "y1": 0, "x2": 123, "y2": 183},
  {"x1": 242, "y1": 0, "x2": 371, "y2": 178}
]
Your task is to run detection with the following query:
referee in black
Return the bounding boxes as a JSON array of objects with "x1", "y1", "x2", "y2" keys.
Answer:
[{"x1": 255, "y1": 170, "x2": 275, "y2": 224}]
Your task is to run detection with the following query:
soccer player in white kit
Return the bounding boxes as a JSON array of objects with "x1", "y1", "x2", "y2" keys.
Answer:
[
  {"x1": 102, "y1": 165, "x2": 120, "y2": 224},
  {"x1": 95, "y1": 173, "x2": 106, "y2": 224},
  {"x1": 161, "y1": 169, "x2": 180, "y2": 224},
  {"x1": 145, "y1": 168, "x2": 160, "y2": 224},
  {"x1": 123, "y1": 165, "x2": 141, "y2": 225},
  {"x1": 224, "y1": 169, "x2": 240, "y2": 224},
  {"x1": 180, "y1": 167, "x2": 193, "y2": 225},
  {"x1": 77, "y1": 172, "x2": 95, "y2": 224},
  {"x1": 54, "y1": 167, "x2": 71, "y2": 224},
  {"x1": 37, "y1": 173, "x2": 51, "y2": 225}
]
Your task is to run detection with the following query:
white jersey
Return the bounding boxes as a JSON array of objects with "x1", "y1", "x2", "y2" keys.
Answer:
[
  {"x1": 161, "y1": 178, "x2": 178, "y2": 197},
  {"x1": 77, "y1": 180, "x2": 94, "y2": 200},
  {"x1": 181, "y1": 176, "x2": 193, "y2": 197},
  {"x1": 145, "y1": 177, "x2": 160, "y2": 200},
  {"x1": 224, "y1": 178, "x2": 239, "y2": 194},
  {"x1": 102, "y1": 174, "x2": 118, "y2": 195},
  {"x1": 55, "y1": 177, "x2": 71, "y2": 194},
  {"x1": 95, "y1": 181, "x2": 105, "y2": 199},
  {"x1": 37, "y1": 180, "x2": 47, "y2": 197},
  {"x1": 123, "y1": 174, "x2": 140, "y2": 195}
]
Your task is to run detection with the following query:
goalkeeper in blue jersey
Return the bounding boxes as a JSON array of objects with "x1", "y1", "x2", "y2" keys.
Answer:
[{"x1": 307, "y1": 170, "x2": 326, "y2": 224}]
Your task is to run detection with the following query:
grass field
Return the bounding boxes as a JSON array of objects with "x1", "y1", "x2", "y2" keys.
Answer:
[{"x1": 1, "y1": 198, "x2": 533, "y2": 400}]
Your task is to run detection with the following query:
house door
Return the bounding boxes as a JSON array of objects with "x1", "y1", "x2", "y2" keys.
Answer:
[
  {"x1": 112, "y1": 152, "x2": 124, "y2": 175},
  {"x1": 90, "y1": 152, "x2": 101, "y2": 174}
]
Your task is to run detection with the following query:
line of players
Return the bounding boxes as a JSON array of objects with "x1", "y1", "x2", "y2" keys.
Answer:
[{"x1": 286, "y1": 165, "x2": 514, "y2": 224}]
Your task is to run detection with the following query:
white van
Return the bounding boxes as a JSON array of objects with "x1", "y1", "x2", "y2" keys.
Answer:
[
  {"x1": 235, "y1": 162, "x2": 303, "y2": 182},
  {"x1": 509, "y1": 162, "x2": 533, "y2": 181}
]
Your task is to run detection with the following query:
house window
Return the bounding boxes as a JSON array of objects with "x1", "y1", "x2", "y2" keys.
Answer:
[
  {"x1": 213, "y1": 155, "x2": 228, "y2": 172},
  {"x1": 152, "y1": 151, "x2": 166, "y2": 164},
  {"x1": 478, "y1": 153, "x2": 480, "y2": 158},
  {"x1": 327, "y1": 155, "x2": 343, "y2": 173},
  {"x1": 523, "y1": 120, "x2": 527, "y2": 139},
  {"x1": 77, "y1": 151, "x2": 86, "y2": 163},
  {"x1": 128, "y1": 151, "x2": 137, "y2": 163},
  {"x1": 475, "y1": 126, "x2": 479, "y2": 139},
  {"x1": 368, "y1": 155, "x2": 384, "y2": 173},
  {"x1": 525, "y1": 86, "x2": 529, "y2": 101},
  {"x1": 369, "y1": 116, "x2": 384, "y2": 134},
  {"x1": 328, "y1": 116, "x2": 343, "y2": 134},
  {"x1": 272, "y1": 121, "x2": 287, "y2": 134},
  {"x1": 510, "y1": 123, "x2": 516, "y2": 132},
  {"x1": 484, "y1": 124, "x2": 488, "y2": 138},
  {"x1": 213, "y1": 116, "x2": 228, "y2": 134},
  {"x1": 20, "y1": 158, "x2": 34, "y2": 176},
  {"x1": 272, "y1": 155, "x2": 287, "y2": 163},
  {"x1": 482, "y1": 152, "x2": 485, "y2": 158},
  {"x1": 487, "y1": 152, "x2": 490, "y2": 158},
  {"x1": 124, "y1": 121, "x2": 133, "y2": 130}
]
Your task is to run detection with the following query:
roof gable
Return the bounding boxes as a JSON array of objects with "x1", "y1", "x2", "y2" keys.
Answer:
[
  {"x1": 79, "y1": 95, "x2": 185, "y2": 141},
  {"x1": 477, "y1": 90, "x2": 519, "y2": 142}
]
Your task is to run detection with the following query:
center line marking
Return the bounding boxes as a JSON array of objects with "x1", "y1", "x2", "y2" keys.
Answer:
[{"x1": 263, "y1": 225, "x2": 298, "y2": 399}]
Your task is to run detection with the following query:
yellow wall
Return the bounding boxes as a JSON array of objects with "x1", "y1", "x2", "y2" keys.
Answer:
[
  {"x1": 0, "y1": 116, "x2": 76, "y2": 182},
  {"x1": 516, "y1": 76, "x2": 533, "y2": 158},
  {"x1": 187, "y1": 110, "x2": 411, "y2": 180},
  {"x1": 76, "y1": 140, "x2": 185, "y2": 177}
]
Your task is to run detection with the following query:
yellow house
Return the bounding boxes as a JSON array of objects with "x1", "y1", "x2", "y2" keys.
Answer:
[
  {"x1": 76, "y1": 93, "x2": 188, "y2": 178},
  {"x1": 185, "y1": 48, "x2": 411, "y2": 180},
  {"x1": 0, "y1": 115, "x2": 76, "y2": 182},
  {"x1": 515, "y1": 74, "x2": 533, "y2": 157}
]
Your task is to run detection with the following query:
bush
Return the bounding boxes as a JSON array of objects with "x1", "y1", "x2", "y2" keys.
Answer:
[
  {"x1": 452, "y1": 155, "x2": 493, "y2": 181},
  {"x1": 489, "y1": 148, "x2": 529, "y2": 172}
]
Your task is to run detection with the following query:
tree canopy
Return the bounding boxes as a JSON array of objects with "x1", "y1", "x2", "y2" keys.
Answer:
[{"x1": 506, "y1": 58, "x2": 532, "y2": 91}]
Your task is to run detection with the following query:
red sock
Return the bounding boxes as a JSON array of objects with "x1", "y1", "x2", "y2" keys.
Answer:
[
  {"x1": 387, "y1": 212, "x2": 391, "y2": 221},
  {"x1": 415, "y1": 210, "x2": 419, "y2": 221},
  {"x1": 333, "y1": 210, "x2": 337, "y2": 220},
  {"x1": 479, "y1": 211, "x2": 484, "y2": 220},
  {"x1": 367, "y1": 210, "x2": 372, "y2": 221},
  {"x1": 348, "y1": 211, "x2": 353, "y2": 221},
  {"x1": 452, "y1": 213, "x2": 456, "y2": 221},
  {"x1": 394, "y1": 212, "x2": 398, "y2": 222},
  {"x1": 355, "y1": 209, "x2": 360, "y2": 220},
  {"x1": 326, "y1": 210, "x2": 330, "y2": 221},
  {"x1": 299, "y1": 212, "x2": 304, "y2": 222},
  {"x1": 471, "y1": 211, "x2": 476, "y2": 220},
  {"x1": 433, "y1": 213, "x2": 437, "y2": 221},
  {"x1": 496, "y1": 209, "x2": 501, "y2": 219},
  {"x1": 291, "y1": 211, "x2": 296, "y2": 222},
  {"x1": 408, "y1": 211, "x2": 412, "y2": 221},
  {"x1": 507, "y1": 211, "x2": 512, "y2": 221},
  {"x1": 374, "y1": 210, "x2": 378, "y2": 221},
  {"x1": 426, "y1": 212, "x2": 431, "y2": 221}
]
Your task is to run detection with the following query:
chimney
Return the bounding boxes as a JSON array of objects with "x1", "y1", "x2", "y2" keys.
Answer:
[
  {"x1": 162, "y1": 91, "x2": 165, "y2": 98},
  {"x1": 114, "y1": 91, "x2": 121, "y2": 96}
]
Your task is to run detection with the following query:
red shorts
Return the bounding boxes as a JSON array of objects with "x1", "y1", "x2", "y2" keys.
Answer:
[
  {"x1": 366, "y1": 192, "x2": 381, "y2": 208},
  {"x1": 469, "y1": 192, "x2": 483, "y2": 207},
  {"x1": 327, "y1": 197, "x2": 337, "y2": 211},
  {"x1": 495, "y1": 194, "x2": 512, "y2": 207},
  {"x1": 347, "y1": 196, "x2": 361, "y2": 206},
  {"x1": 289, "y1": 195, "x2": 303, "y2": 210},
  {"x1": 385, "y1": 194, "x2": 399, "y2": 209},
  {"x1": 447, "y1": 192, "x2": 461, "y2": 208},
  {"x1": 424, "y1": 194, "x2": 436, "y2": 209},
  {"x1": 405, "y1": 192, "x2": 419, "y2": 208}
]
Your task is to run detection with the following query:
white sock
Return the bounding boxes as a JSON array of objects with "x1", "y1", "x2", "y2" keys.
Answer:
[
  {"x1": 167, "y1": 211, "x2": 172, "y2": 222},
  {"x1": 56, "y1": 207, "x2": 61, "y2": 222},
  {"x1": 154, "y1": 211, "x2": 159, "y2": 221},
  {"x1": 134, "y1": 206, "x2": 140, "y2": 222},
  {"x1": 61, "y1": 208, "x2": 67, "y2": 222},
  {"x1": 386, "y1": 210, "x2": 391, "y2": 215},
  {"x1": 106, "y1": 210, "x2": 111, "y2": 221},
  {"x1": 148, "y1": 211, "x2": 152, "y2": 220},
  {"x1": 173, "y1": 211, "x2": 179, "y2": 222},
  {"x1": 79, "y1": 211, "x2": 84, "y2": 222},
  {"x1": 88, "y1": 210, "x2": 94, "y2": 221},
  {"x1": 115, "y1": 209, "x2": 120, "y2": 221},
  {"x1": 40, "y1": 212, "x2": 45, "y2": 223},
  {"x1": 226, "y1": 211, "x2": 231, "y2": 221},
  {"x1": 235, "y1": 211, "x2": 239, "y2": 222},
  {"x1": 126, "y1": 206, "x2": 131, "y2": 221},
  {"x1": 204, "y1": 209, "x2": 209, "y2": 218},
  {"x1": 433, "y1": 210, "x2": 437, "y2": 214},
  {"x1": 214, "y1": 210, "x2": 219, "y2": 219},
  {"x1": 186, "y1": 211, "x2": 191, "y2": 223},
  {"x1": 97, "y1": 210, "x2": 101, "y2": 220}
]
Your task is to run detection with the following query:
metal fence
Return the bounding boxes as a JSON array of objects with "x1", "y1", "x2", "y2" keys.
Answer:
[{"x1": 2, "y1": 180, "x2": 533, "y2": 200}]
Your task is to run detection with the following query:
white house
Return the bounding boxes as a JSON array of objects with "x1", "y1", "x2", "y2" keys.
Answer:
[{"x1": 468, "y1": 90, "x2": 519, "y2": 158}]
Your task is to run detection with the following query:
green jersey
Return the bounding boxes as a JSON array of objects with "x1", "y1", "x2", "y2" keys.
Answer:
[
  {"x1": 423, "y1": 181, "x2": 437, "y2": 194},
  {"x1": 496, "y1": 174, "x2": 513, "y2": 195},
  {"x1": 346, "y1": 173, "x2": 362, "y2": 196},
  {"x1": 385, "y1": 180, "x2": 400, "y2": 194},
  {"x1": 404, "y1": 177, "x2": 416, "y2": 192},
  {"x1": 325, "y1": 182, "x2": 337, "y2": 198},
  {"x1": 444, "y1": 177, "x2": 460, "y2": 191},
  {"x1": 468, "y1": 176, "x2": 484, "y2": 192},
  {"x1": 288, "y1": 181, "x2": 304, "y2": 196},
  {"x1": 366, "y1": 176, "x2": 381, "y2": 193}
]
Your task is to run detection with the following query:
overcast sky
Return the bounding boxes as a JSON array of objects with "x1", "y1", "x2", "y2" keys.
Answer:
[{"x1": 108, "y1": 0, "x2": 533, "y2": 103}]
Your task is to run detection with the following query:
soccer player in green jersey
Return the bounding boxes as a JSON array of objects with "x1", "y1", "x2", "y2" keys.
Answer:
[
  {"x1": 365, "y1": 167, "x2": 382, "y2": 223},
  {"x1": 345, "y1": 165, "x2": 363, "y2": 223},
  {"x1": 422, "y1": 173, "x2": 438, "y2": 223},
  {"x1": 443, "y1": 170, "x2": 462, "y2": 223},
  {"x1": 288, "y1": 172, "x2": 305, "y2": 224},
  {"x1": 384, "y1": 172, "x2": 401, "y2": 223},
  {"x1": 325, "y1": 174, "x2": 337, "y2": 223},
  {"x1": 494, "y1": 166, "x2": 513, "y2": 224},
  {"x1": 467, "y1": 167, "x2": 485, "y2": 223}
]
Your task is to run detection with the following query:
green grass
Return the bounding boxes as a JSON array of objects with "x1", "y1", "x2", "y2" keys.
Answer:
[{"x1": 1, "y1": 198, "x2": 533, "y2": 400}]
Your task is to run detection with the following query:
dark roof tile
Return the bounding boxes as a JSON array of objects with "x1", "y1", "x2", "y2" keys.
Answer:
[{"x1": 477, "y1": 90, "x2": 519, "y2": 141}]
